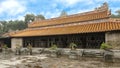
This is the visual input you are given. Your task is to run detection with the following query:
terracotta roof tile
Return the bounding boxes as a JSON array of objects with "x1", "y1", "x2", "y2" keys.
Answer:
[
  {"x1": 11, "y1": 22, "x2": 120, "y2": 37},
  {"x1": 28, "y1": 10, "x2": 109, "y2": 28}
]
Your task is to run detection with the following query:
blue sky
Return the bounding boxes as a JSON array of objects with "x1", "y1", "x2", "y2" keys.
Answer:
[{"x1": 0, "y1": 0, "x2": 120, "y2": 21}]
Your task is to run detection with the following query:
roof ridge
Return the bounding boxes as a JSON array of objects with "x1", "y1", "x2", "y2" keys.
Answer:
[{"x1": 28, "y1": 3, "x2": 110, "y2": 28}]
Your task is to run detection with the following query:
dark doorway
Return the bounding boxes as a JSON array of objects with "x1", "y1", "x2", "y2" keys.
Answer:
[{"x1": 0, "y1": 37, "x2": 11, "y2": 48}]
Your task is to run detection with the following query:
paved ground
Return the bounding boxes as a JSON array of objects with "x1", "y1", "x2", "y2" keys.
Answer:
[
  {"x1": 41, "y1": 57, "x2": 120, "y2": 68},
  {"x1": 0, "y1": 53, "x2": 120, "y2": 68}
]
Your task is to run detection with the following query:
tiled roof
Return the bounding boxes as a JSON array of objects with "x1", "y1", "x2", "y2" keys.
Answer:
[
  {"x1": 28, "y1": 9, "x2": 110, "y2": 28},
  {"x1": 11, "y1": 22, "x2": 120, "y2": 37}
]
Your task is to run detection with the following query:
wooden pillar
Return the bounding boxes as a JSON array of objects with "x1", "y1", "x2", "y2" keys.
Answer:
[
  {"x1": 58, "y1": 37, "x2": 61, "y2": 48},
  {"x1": 47, "y1": 38, "x2": 50, "y2": 48},
  {"x1": 52, "y1": 38, "x2": 55, "y2": 45}
]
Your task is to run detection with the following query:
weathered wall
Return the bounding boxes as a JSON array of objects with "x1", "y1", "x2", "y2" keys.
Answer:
[
  {"x1": 11, "y1": 38, "x2": 23, "y2": 50},
  {"x1": 105, "y1": 31, "x2": 120, "y2": 49}
]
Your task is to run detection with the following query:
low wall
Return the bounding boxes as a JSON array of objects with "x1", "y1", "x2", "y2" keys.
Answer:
[
  {"x1": 11, "y1": 47, "x2": 120, "y2": 59},
  {"x1": 30, "y1": 48, "x2": 120, "y2": 59}
]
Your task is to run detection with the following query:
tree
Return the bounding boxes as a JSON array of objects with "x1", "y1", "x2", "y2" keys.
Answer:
[
  {"x1": 111, "y1": 14, "x2": 117, "y2": 18},
  {"x1": 111, "y1": 9, "x2": 120, "y2": 18},
  {"x1": 116, "y1": 10, "x2": 120, "y2": 15},
  {"x1": 0, "y1": 24, "x2": 3, "y2": 30},
  {"x1": 35, "y1": 14, "x2": 45, "y2": 20},
  {"x1": 0, "y1": 23, "x2": 4, "y2": 35},
  {"x1": 13, "y1": 20, "x2": 27, "y2": 30},
  {"x1": 0, "y1": 21, "x2": 8, "y2": 34},
  {"x1": 60, "y1": 10, "x2": 67, "y2": 17},
  {"x1": 0, "y1": 13, "x2": 46, "y2": 37},
  {"x1": 69, "y1": 42, "x2": 77, "y2": 50},
  {"x1": 0, "y1": 21, "x2": 7, "y2": 26},
  {"x1": 24, "y1": 14, "x2": 35, "y2": 24},
  {"x1": 0, "y1": 20, "x2": 27, "y2": 37}
]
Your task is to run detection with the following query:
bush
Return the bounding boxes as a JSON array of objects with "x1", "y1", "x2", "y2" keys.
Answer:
[
  {"x1": 3, "y1": 44, "x2": 8, "y2": 49},
  {"x1": 27, "y1": 44, "x2": 32, "y2": 50},
  {"x1": 50, "y1": 44, "x2": 58, "y2": 50},
  {"x1": 100, "y1": 42, "x2": 111, "y2": 50},
  {"x1": 69, "y1": 42, "x2": 77, "y2": 50}
]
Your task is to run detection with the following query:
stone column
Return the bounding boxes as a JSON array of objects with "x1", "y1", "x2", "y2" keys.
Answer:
[
  {"x1": 105, "y1": 32, "x2": 120, "y2": 49},
  {"x1": 11, "y1": 38, "x2": 23, "y2": 51}
]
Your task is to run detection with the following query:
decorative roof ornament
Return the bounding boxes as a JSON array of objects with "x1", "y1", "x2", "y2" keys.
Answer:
[
  {"x1": 103, "y1": 2, "x2": 109, "y2": 10},
  {"x1": 95, "y1": 2, "x2": 109, "y2": 11},
  {"x1": 95, "y1": 2, "x2": 111, "y2": 16}
]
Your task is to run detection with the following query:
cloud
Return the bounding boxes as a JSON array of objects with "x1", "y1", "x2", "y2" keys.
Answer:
[
  {"x1": 29, "y1": 0, "x2": 37, "y2": 3},
  {"x1": 0, "y1": 0, "x2": 120, "y2": 21},
  {"x1": 0, "y1": 0, "x2": 26, "y2": 18},
  {"x1": 57, "y1": 0, "x2": 96, "y2": 7},
  {"x1": 68, "y1": 8, "x2": 93, "y2": 15},
  {"x1": 110, "y1": 7, "x2": 120, "y2": 14},
  {"x1": 39, "y1": 8, "x2": 61, "y2": 19},
  {"x1": 16, "y1": 15, "x2": 25, "y2": 21},
  {"x1": 58, "y1": 0, "x2": 82, "y2": 5}
]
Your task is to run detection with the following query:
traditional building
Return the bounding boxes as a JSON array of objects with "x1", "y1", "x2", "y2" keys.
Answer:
[{"x1": 1, "y1": 3, "x2": 120, "y2": 49}]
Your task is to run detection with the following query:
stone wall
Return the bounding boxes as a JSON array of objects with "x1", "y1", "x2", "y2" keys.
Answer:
[
  {"x1": 105, "y1": 31, "x2": 120, "y2": 49},
  {"x1": 11, "y1": 38, "x2": 23, "y2": 50}
]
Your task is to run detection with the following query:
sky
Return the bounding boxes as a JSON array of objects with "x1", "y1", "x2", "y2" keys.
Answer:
[{"x1": 0, "y1": 0, "x2": 120, "y2": 21}]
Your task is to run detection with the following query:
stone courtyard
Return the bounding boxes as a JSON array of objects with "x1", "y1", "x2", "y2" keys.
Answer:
[{"x1": 0, "y1": 52, "x2": 120, "y2": 68}]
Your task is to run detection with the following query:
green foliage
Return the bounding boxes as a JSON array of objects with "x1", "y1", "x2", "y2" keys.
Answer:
[
  {"x1": 69, "y1": 42, "x2": 77, "y2": 50},
  {"x1": 2, "y1": 44, "x2": 8, "y2": 49},
  {"x1": 36, "y1": 14, "x2": 45, "y2": 20},
  {"x1": 111, "y1": 9, "x2": 120, "y2": 18},
  {"x1": 0, "y1": 21, "x2": 7, "y2": 35},
  {"x1": 50, "y1": 44, "x2": 58, "y2": 50},
  {"x1": 0, "y1": 20, "x2": 27, "y2": 36},
  {"x1": 24, "y1": 14, "x2": 35, "y2": 24},
  {"x1": 60, "y1": 10, "x2": 67, "y2": 17},
  {"x1": 0, "y1": 13, "x2": 45, "y2": 37},
  {"x1": 7, "y1": 20, "x2": 27, "y2": 30},
  {"x1": 27, "y1": 44, "x2": 32, "y2": 49},
  {"x1": 100, "y1": 42, "x2": 111, "y2": 50}
]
